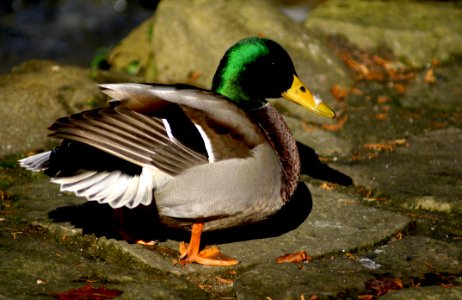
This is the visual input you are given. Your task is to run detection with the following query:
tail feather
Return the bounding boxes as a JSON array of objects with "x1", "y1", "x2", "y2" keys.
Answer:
[{"x1": 18, "y1": 151, "x2": 51, "y2": 172}]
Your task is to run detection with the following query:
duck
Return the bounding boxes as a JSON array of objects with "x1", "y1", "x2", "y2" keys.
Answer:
[{"x1": 19, "y1": 37, "x2": 335, "y2": 266}]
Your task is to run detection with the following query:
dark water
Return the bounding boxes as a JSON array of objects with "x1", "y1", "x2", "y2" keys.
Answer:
[{"x1": 0, "y1": 0, "x2": 156, "y2": 73}]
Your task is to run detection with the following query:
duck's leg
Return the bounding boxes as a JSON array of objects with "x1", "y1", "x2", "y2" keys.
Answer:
[{"x1": 179, "y1": 222, "x2": 239, "y2": 266}]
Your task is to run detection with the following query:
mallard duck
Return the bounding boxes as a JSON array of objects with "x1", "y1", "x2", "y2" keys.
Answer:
[{"x1": 20, "y1": 37, "x2": 335, "y2": 266}]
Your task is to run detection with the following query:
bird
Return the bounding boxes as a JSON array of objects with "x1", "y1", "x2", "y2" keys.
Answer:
[{"x1": 19, "y1": 37, "x2": 335, "y2": 266}]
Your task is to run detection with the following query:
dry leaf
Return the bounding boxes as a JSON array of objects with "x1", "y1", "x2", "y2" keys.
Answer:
[
  {"x1": 424, "y1": 68, "x2": 436, "y2": 84},
  {"x1": 322, "y1": 115, "x2": 348, "y2": 132},
  {"x1": 330, "y1": 84, "x2": 348, "y2": 101},
  {"x1": 373, "y1": 113, "x2": 388, "y2": 120},
  {"x1": 186, "y1": 70, "x2": 201, "y2": 84},
  {"x1": 365, "y1": 278, "x2": 403, "y2": 296},
  {"x1": 51, "y1": 285, "x2": 122, "y2": 300},
  {"x1": 215, "y1": 276, "x2": 234, "y2": 285},
  {"x1": 320, "y1": 182, "x2": 336, "y2": 190},
  {"x1": 358, "y1": 295, "x2": 374, "y2": 300},
  {"x1": 393, "y1": 83, "x2": 407, "y2": 94},
  {"x1": 376, "y1": 96, "x2": 390, "y2": 104},
  {"x1": 276, "y1": 250, "x2": 312, "y2": 264}
]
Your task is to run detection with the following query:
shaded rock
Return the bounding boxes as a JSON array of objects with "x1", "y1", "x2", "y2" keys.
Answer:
[
  {"x1": 399, "y1": 61, "x2": 462, "y2": 111},
  {"x1": 283, "y1": 114, "x2": 352, "y2": 158},
  {"x1": 109, "y1": 0, "x2": 351, "y2": 120},
  {"x1": 234, "y1": 256, "x2": 370, "y2": 299},
  {"x1": 0, "y1": 60, "x2": 101, "y2": 156},
  {"x1": 305, "y1": 0, "x2": 462, "y2": 67},
  {"x1": 0, "y1": 224, "x2": 209, "y2": 300},
  {"x1": 108, "y1": 17, "x2": 157, "y2": 81},
  {"x1": 331, "y1": 127, "x2": 462, "y2": 214},
  {"x1": 7, "y1": 178, "x2": 410, "y2": 277},
  {"x1": 369, "y1": 236, "x2": 462, "y2": 278},
  {"x1": 381, "y1": 286, "x2": 462, "y2": 300}
]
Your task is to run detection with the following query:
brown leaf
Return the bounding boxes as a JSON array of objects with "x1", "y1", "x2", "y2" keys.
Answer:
[
  {"x1": 51, "y1": 285, "x2": 122, "y2": 300},
  {"x1": 373, "y1": 113, "x2": 388, "y2": 120},
  {"x1": 320, "y1": 182, "x2": 336, "y2": 191},
  {"x1": 358, "y1": 295, "x2": 374, "y2": 300},
  {"x1": 424, "y1": 68, "x2": 436, "y2": 84},
  {"x1": 365, "y1": 278, "x2": 403, "y2": 296},
  {"x1": 330, "y1": 84, "x2": 348, "y2": 101},
  {"x1": 215, "y1": 276, "x2": 234, "y2": 285},
  {"x1": 376, "y1": 96, "x2": 390, "y2": 104},
  {"x1": 393, "y1": 83, "x2": 407, "y2": 94},
  {"x1": 276, "y1": 251, "x2": 312, "y2": 264},
  {"x1": 322, "y1": 115, "x2": 348, "y2": 132}
]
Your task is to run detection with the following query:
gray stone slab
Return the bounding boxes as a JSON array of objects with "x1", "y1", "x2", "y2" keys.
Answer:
[
  {"x1": 381, "y1": 286, "x2": 462, "y2": 300},
  {"x1": 8, "y1": 179, "x2": 410, "y2": 278},
  {"x1": 331, "y1": 128, "x2": 462, "y2": 214}
]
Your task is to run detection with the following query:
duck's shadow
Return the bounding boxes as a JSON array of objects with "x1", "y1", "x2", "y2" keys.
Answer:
[{"x1": 48, "y1": 142, "x2": 352, "y2": 245}]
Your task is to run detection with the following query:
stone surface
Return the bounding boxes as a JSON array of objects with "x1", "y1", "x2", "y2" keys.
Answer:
[
  {"x1": 234, "y1": 257, "x2": 370, "y2": 299},
  {"x1": 331, "y1": 127, "x2": 462, "y2": 215},
  {"x1": 381, "y1": 286, "x2": 462, "y2": 300},
  {"x1": 109, "y1": 0, "x2": 350, "y2": 110},
  {"x1": 0, "y1": 60, "x2": 101, "y2": 156},
  {"x1": 1, "y1": 1, "x2": 462, "y2": 298},
  {"x1": 6, "y1": 180, "x2": 411, "y2": 274},
  {"x1": 305, "y1": 0, "x2": 462, "y2": 67},
  {"x1": 369, "y1": 236, "x2": 462, "y2": 278}
]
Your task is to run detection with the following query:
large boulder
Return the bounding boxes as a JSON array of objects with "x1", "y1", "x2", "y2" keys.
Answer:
[
  {"x1": 305, "y1": 0, "x2": 462, "y2": 67},
  {"x1": 0, "y1": 61, "x2": 101, "y2": 156}
]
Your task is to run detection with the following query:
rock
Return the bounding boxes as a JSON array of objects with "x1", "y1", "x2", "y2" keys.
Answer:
[
  {"x1": 8, "y1": 180, "x2": 410, "y2": 275},
  {"x1": 283, "y1": 114, "x2": 352, "y2": 158},
  {"x1": 369, "y1": 236, "x2": 462, "y2": 278},
  {"x1": 0, "y1": 222, "x2": 209, "y2": 300},
  {"x1": 108, "y1": 17, "x2": 157, "y2": 81},
  {"x1": 331, "y1": 128, "x2": 462, "y2": 215},
  {"x1": 305, "y1": 0, "x2": 462, "y2": 67},
  {"x1": 0, "y1": 60, "x2": 101, "y2": 156},
  {"x1": 234, "y1": 256, "x2": 370, "y2": 299},
  {"x1": 398, "y1": 62, "x2": 462, "y2": 111},
  {"x1": 380, "y1": 286, "x2": 462, "y2": 300},
  {"x1": 109, "y1": 0, "x2": 350, "y2": 115}
]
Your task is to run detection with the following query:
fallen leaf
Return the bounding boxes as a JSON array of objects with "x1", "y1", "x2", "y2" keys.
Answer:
[
  {"x1": 198, "y1": 284, "x2": 213, "y2": 290},
  {"x1": 136, "y1": 240, "x2": 156, "y2": 246},
  {"x1": 11, "y1": 232, "x2": 23, "y2": 240},
  {"x1": 345, "y1": 252, "x2": 357, "y2": 261},
  {"x1": 330, "y1": 84, "x2": 348, "y2": 101},
  {"x1": 365, "y1": 278, "x2": 403, "y2": 296},
  {"x1": 186, "y1": 70, "x2": 201, "y2": 84},
  {"x1": 276, "y1": 250, "x2": 312, "y2": 264},
  {"x1": 51, "y1": 285, "x2": 122, "y2": 300},
  {"x1": 301, "y1": 121, "x2": 317, "y2": 132},
  {"x1": 424, "y1": 68, "x2": 436, "y2": 84},
  {"x1": 392, "y1": 83, "x2": 406, "y2": 94},
  {"x1": 358, "y1": 295, "x2": 374, "y2": 300},
  {"x1": 373, "y1": 113, "x2": 388, "y2": 120},
  {"x1": 376, "y1": 96, "x2": 390, "y2": 104},
  {"x1": 215, "y1": 276, "x2": 234, "y2": 285},
  {"x1": 320, "y1": 182, "x2": 336, "y2": 190},
  {"x1": 350, "y1": 87, "x2": 364, "y2": 95},
  {"x1": 322, "y1": 114, "x2": 348, "y2": 132},
  {"x1": 393, "y1": 232, "x2": 404, "y2": 240},
  {"x1": 431, "y1": 121, "x2": 448, "y2": 129}
]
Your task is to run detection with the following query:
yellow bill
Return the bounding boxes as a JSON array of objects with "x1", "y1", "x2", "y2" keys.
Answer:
[{"x1": 281, "y1": 75, "x2": 336, "y2": 119}]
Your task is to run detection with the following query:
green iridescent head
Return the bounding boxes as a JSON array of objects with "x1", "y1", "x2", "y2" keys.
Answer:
[
  {"x1": 211, "y1": 37, "x2": 335, "y2": 118},
  {"x1": 212, "y1": 37, "x2": 296, "y2": 108}
]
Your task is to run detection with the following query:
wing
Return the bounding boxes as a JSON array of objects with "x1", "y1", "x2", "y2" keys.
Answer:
[{"x1": 99, "y1": 83, "x2": 267, "y2": 161}]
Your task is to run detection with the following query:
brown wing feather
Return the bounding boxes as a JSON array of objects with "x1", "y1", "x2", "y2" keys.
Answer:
[{"x1": 49, "y1": 105, "x2": 208, "y2": 175}]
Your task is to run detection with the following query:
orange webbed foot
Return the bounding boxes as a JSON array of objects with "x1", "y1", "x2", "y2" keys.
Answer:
[{"x1": 178, "y1": 223, "x2": 239, "y2": 266}]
